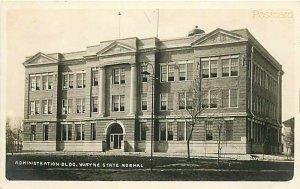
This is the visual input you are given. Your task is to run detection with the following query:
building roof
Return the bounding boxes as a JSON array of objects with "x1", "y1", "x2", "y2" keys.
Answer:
[{"x1": 23, "y1": 28, "x2": 283, "y2": 71}]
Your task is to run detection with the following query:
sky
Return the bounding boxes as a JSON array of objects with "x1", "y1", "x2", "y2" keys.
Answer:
[{"x1": 4, "y1": 6, "x2": 298, "y2": 121}]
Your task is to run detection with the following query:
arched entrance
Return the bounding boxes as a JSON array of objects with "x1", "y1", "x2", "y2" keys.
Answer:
[{"x1": 106, "y1": 123, "x2": 124, "y2": 150}]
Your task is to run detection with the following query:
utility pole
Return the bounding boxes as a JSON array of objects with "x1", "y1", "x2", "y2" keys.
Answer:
[{"x1": 118, "y1": 12, "x2": 121, "y2": 39}]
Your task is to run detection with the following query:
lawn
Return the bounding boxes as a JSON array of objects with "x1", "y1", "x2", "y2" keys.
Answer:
[{"x1": 6, "y1": 154, "x2": 294, "y2": 181}]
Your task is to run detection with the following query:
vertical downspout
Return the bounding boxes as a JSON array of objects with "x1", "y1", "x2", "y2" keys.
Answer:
[
  {"x1": 277, "y1": 71, "x2": 282, "y2": 152},
  {"x1": 250, "y1": 45, "x2": 255, "y2": 153}
]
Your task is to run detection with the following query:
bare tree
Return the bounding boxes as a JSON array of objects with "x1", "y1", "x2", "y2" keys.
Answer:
[
  {"x1": 215, "y1": 119, "x2": 224, "y2": 166},
  {"x1": 183, "y1": 75, "x2": 204, "y2": 161},
  {"x1": 6, "y1": 116, "x2": 23, "y2": 154}
]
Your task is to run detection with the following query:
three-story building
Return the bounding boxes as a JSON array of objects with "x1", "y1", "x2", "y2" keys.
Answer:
[{"x1": 22, "y1": 27, "x2": 283, "y2": 154}]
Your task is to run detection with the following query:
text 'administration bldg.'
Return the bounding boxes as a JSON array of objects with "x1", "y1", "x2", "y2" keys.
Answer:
[{"x1": 22, "y1": 26, "x2": 283, "y2": 155}]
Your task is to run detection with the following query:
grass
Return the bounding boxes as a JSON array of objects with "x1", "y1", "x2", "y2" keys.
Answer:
[{"x1": 6, "y1": 154, "x2": 294, "y2": 181}]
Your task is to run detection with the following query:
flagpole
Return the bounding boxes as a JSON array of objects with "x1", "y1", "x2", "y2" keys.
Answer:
[
  {"x1": 118, "y1": 12, "x2": 121, "y2": 39},
  {"x1": 156, "y1": 9, "x2": 159, "y2": 38}
]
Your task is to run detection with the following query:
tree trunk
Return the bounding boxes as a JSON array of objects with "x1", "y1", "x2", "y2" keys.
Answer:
[{"x1": 217, "y1": 129, "x2": 221, "y2": 166}]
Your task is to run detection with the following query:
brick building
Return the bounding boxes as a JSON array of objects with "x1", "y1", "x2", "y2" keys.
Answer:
[{"x1": 22, "y1": 27, "x2": 283, "y2": 154}]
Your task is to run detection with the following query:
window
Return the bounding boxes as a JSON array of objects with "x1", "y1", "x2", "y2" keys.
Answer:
[
  {"x1": 201, "y1": 57, "x2": 218, "y2": 78},
  {"x1": 179, "y1": 63, "x2": 194, "y2": 81},
  {"x1": 62, "y1": 73, "x2": 74, "y2": 89},
  {"x1": 210, "y1": 60, "x2": 218, "y2": 78},
  {"x1": 230, "y1": 58, "x2": 238, "y2": 76},
  {"x1": 35, "y1": 100, "x2": 40, "y2": 114},
  {"x1": 30, "y1": 74, "x2": 51, "y2": 91},
  {"x1": 62, "y1": 99, "x2": 72, "y2": 114},
  {"x1": 76, "y1": 98, "x2": 85, "y2": 114},
  {"x1": 221, "y1": 55, "x2": 239, "y2": 77},
  {"x1": 221, "y1": 89, "x2": 238, "y2": 108},
  {"x1": 30, "y1": 76, "x2": 36, "y2": 91},
  {"x1": 77, "y1": 72, "x2": 86, "y2": 88},
  {"x1": 30, "y1": 101, "x2": 35, "y2": 115},
  {"x1": 221, "y1": 59, "x2": 230, "y2": 77},
  {"x1": 201, "y1": 91, "x2": 209, "y2": 108},
  {"x1": 43, "y1": 124, "x2": 48, "y2": 141},
  {"x1": 42, "y1": 74, "x2": 53, "y2": 90},
  {"x1": 61, "y1": 124, "x2": 72, "y2": 141},
  {"x1": 92, "y1": 97, "x2": 98, "y2": 112},
  {"x1": 112, "y1": 95, "x2": 125, "y2": 111},
  {"x1": 161, "y1": 65, "x2": 167, "y2": 82},
  {"x1": 159, "y1": 122, "x2": 173, "y2": 141},
  {"x1": 178, "y1": 92, "x2": 193, "y2": 110},
  {"x1": 113, "y1": 68, "x2": 125, "y2": 84},
  {"x1": 205, "y1": 121, "x2": 213, "y2": 140},
  {"x1": 36, "y1": 76, "x2": 41, "y2": 90},
  {"x1": 177, "y1": 122, "x2": 192, "y2": 141},
  {"x1": 221, "y1": 89, "x2": 229, "y2": 108},
  {"x1": 160, "y1": 93, "x2": 173, "y2": 111},
  {"x1": 160, "y1": 64, "x2": 175, "y2": 82},
  {"x1": 210, "y1": 90, "x2": 218, "y2": 108},
  {"x1": 92, "y1": 69, "x2": 99, "y2": 86},
  {"x1": 91, "y1": 123, "x2": 96, "y2": 140},
  {"x1": 225, "y1": 120, "x2": 233, "y2": 141},
  {"x1": 41, "y1": 100, "x2": 52, "y2": 114},
  {"x1": 167, "y1": 122, "x2": 173, "y2": 140},
  {"x1": 168, "y1": 65, "x2": 175, "y2": 81},
  {"x1": 202, "y1": 60, "x2": 209, "y2": 78},
  {"x1": 141, "y1": 65, "x2": 148, "y2": 82},
  {"x1": 75, "y1": 124, "x2": 85, "y2": 140},
  {"x1": 30, "y1": 125, "x2": 36, "y2": 141},
  {"x1": 230, "y1": 89, "x2": 238, "y2": 107},
  {"x1": 141, "y1": 93, "x2": 147, "y2": 110},
  {"x1": 179, "y1": 64, "x2": 186, "y2": 81},
  {"x1": 137, "y1": 122, "x2": 147, "y2": 141}
]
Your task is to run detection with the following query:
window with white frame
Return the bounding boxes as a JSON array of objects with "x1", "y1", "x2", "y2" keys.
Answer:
[
  {"x1": 201, "y1": 91, "x2": 209, "y2": 108},
  {"x1": 30, "y1": 100, "x2": 43, "y2": 115},
  {"x1": 30, "y1": 124, "x2": 36, "y2": 141},
  {"x1": 201, "y1": 57, "x2": 218, "y2": 78},
  {"x1": 113, "y1": 68, "x2": 125, "y2": 84},
  {"x1": 112, "y1": 95, "x2": 125, "y2": 111},
  {"x1": 92, "y1": 97, "x2": 98, "y2": 112},
  {"x1": 179, "y1": 62, "x2": 194, "y2": 81},
  {"x1": 230, "y1": 89, "x2": 238, "y2": 107},
  {"x1": 221, "y1": 55, "x2": 239, "y2": 77},
  {"x1": 62, "y1": 73, "x2": 74, "y2": 89},
  {"x1": 160, "y1": 93, "x2": 173, "y2": 110},
  {"x1": 221, "y1": 89, "x2": 238, "y2": 108},
  {"x1": 210, "y1": 90, "x2": 218, "y2": 108},
  {"x1": 168, "y1": 65, "x2": 175, "y2": 81},
  {"x1": 35, "y1": 100, "x2": 40, "y2": 114},
  {"x1": 30, "y1": 74, "x2": 42, "y2": 91},
  {"x1": 30, "y1": 101, "x2": 35, "y2": 115},
  {"x1": 61, "y1": 124, "x2": 72, "y2": 141},
  {"x1": 62, "y1": 99, "x2": 73, "y2": 114},
  {"x1": 41, "y1": 100, "x2": 52, "y2": 114},
  {"x1": 75, "y1": 124, "x2": 85, "y2": 140},
  {"x1": 141, "y1": 65, "x2": 148, "y2": 82},
  {"x1": 205, "y1": 121, "x2": 213, "y2": 140},
  {"x1": 42, "y1": 74, "x2": 53, "y2": 90},
  {"x1": 76, "y1": 98, "x2": 85, "y2": 114},
  {"x1": 141, "y1": 93, "x2": 147, "y2": 110},
  {"x1": 43, "y1": 124, "x2": 48, "y2": 141},
  {"x1": 137, "y1": 122, "x2": 147, "y2": 141},
  {"x1": 178, "y1": 92, "x2": 193, "y2": 110},
  {"x1": 77, "y1": 72, "x2": 86, "y2": 88},
  {"x1": 92, "y1": 69, "x2": 99, "y2": 86},
  {"x1": 91, "y1": 123, "x2": 96, "y2": 140},
  {"x1": 177, "y1": 121, "x2": 192, "y2": 141},
  {"x1": 159, "y1": 122, "x2": 173, "y2": 141},
  {"x1": 160, "y1": 64, "x2": 175, "y2": 82}
]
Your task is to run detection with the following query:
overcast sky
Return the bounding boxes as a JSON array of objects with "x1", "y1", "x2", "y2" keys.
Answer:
[{"x1": 4, "y1": 7, "x2": 297, "y2": 121}]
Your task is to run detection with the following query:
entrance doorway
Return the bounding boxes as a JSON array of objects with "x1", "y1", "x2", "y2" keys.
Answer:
[{"x1": 107, "y1": 123, "x2": 124, "y2": 150}]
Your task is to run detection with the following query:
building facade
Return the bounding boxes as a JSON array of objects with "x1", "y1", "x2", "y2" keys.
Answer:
[{"x1": 22, "y1": 27, "x2": 283, "y2": 154}]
